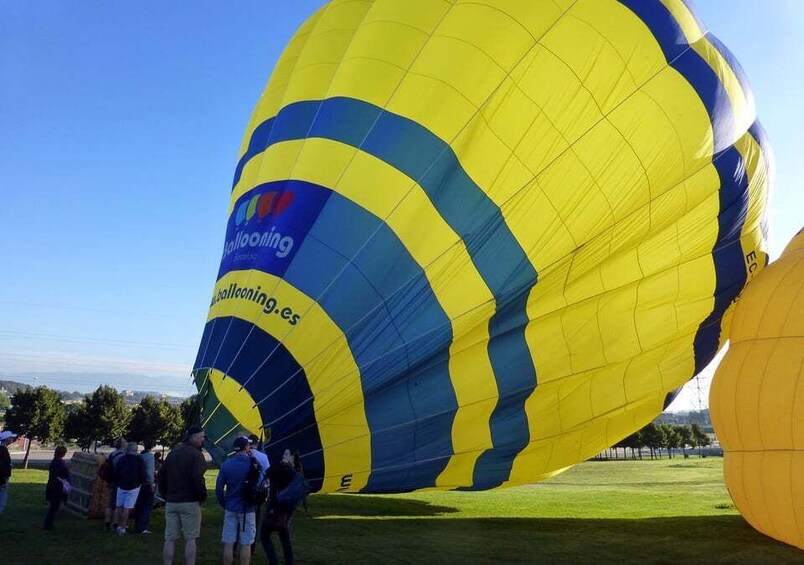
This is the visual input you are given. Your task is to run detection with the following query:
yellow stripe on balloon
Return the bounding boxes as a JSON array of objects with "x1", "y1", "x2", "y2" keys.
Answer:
[
  {"x1": 243, "y1": 0, "x2": 374, "y2": 146},
  {"x1": 203, "y1": 368, "x2": 264, "y2": 437},
  {"x1": 208, "y1": 270, "x2": 371, "y2": 493},
  {"x1": 238, "y1": 7, "x2": 327, "y2": 161}
]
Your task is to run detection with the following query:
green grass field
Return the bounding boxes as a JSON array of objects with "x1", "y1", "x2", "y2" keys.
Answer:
[{"x1": 0, "y1": 458, "x2": 801, "y2": 564}]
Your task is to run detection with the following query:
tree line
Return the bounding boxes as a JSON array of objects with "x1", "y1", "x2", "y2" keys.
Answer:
[
  {"x1": 3, "y1": 385, "x2": 199, "y2": 467},
  {"x1": 603, "y1": 422, "x2": 712, "y2": 460}
]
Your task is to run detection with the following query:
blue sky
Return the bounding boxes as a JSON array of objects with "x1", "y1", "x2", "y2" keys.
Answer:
[{"x1": 0, "y1": 1, "x2": 801, "y2": 405}]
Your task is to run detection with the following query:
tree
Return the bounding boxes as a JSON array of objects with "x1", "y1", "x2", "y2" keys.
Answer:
[
  {"x1": 4, "y1": 386, "x2": 66, "y2": 468},
  {"x1": 691, "y1": 423, "x2": 711, "y2": 457},
  {"x1": 0, "y1": 390, "x2": 10, "y2": 411},
  {"x1": 620, "y1": 431, "x2": 644, "y2": 460},
  {"x1": 84, "y1": 385, "x2": 130, "y2": 451},
  {"x1": 128, "y1": 396, "x2": 185, "y2": 447},
  {"x1": 640, "y1": 423, "x2": 666, "y2": 460},
  {"x1": 64, "y1": 403, "x2": 94, "y2": 451},
  {"x1": 662, "y1": 424, "x2": 682, "y2": 459},
  {"x1": 180, "y1": 395, "x2": 200, "y2": 430},
  {"x1": 128, "y1": 396, "x2": 164, "y2": 443},
  {"x1": 674, "y1": 425, "x2": 694, "y2": 457},
  {"x1": 161, "y1": 401, "x2": 185, "y2": 447}
]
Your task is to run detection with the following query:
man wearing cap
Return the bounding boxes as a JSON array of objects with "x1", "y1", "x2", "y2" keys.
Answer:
[
  {"x1": 0, "y1": 430, "x2": 18, "y2": 514},
  {"x1": 159, "y1": 426, "x2": 207, "y2": 565},
  {"x1": 216, "y1": 437, "x2": 257, "y2": 565}
]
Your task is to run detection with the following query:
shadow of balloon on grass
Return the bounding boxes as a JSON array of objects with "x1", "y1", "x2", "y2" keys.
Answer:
[{"x1": 4, "y1": 481, "x2": 802, "y2": 565}]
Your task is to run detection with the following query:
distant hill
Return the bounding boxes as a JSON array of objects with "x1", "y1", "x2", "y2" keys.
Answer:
[
  {"x1": 0, "y1": 378, "x2": 185, "y2": 405},
  {"x1": 0, "y1": 371, "x2": 192, "y2": 398},
  {"x1": 0, "y1": 379, "x2": 32, "y2": 395}
]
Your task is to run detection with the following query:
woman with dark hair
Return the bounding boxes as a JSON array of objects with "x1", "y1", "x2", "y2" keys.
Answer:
[
  {"x1": 291, "y1": 450, "x2": 307, "y2": 513},
  {"x1": 261, "y1": 451, "x2": 296, "y2": 565},
  {"x1": 44, "y1": 445, "x2": 70, "y2": 530}
]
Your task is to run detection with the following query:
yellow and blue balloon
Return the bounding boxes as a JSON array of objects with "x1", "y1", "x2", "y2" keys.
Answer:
[{"x1": 194, "y1": 0, "x2": 771, "y2": 494}]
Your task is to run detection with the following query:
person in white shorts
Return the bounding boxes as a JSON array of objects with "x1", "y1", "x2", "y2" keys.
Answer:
[
  {"x1": 113, "y1": 441, "x2": 146, "y2": 535},
  {"x1": 216, "y1": 436, "x2": 258, "y2": 565}
]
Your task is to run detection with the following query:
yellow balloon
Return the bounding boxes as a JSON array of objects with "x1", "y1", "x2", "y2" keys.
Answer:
[
  {"x1": 194, "y1": 0, "x2": 772, "y2": 493},
  {"x1": 711, "y1": 230, "x2": 804, "y2": 549}
]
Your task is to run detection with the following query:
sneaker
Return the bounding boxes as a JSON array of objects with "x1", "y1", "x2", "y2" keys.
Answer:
[
  {"x1": 140, "y1": 530, "x2": 151, "y2": 534},
  {"x1": 116, "y1": 527, "x2": 127, "y2": 536}
]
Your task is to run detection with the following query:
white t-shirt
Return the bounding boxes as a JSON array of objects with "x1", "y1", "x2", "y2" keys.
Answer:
[{"x1": 250, "y1": 448, "x2": 270, "y2": 482}]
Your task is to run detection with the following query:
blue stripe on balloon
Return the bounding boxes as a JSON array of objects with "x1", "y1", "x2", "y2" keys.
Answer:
[
  {"x1": 748, "y1": 120, "x2": 773, "y2": 168},
  {"x1": 281, "y1": 182, "x2": 457, "y2": 493},
  {"x1": 706, "y1": 33, "x2": 755, "y2": 111},
  {"x1": 619, "y1": 0, "x2": 750, "y2": 385},
  {"x1": 233, "y1": 98, "x2": 539, "y2": 490},
  {"x1": 692, "y1": 146, "x2": 749, "y2": 373},
  {"x1": 194, "y1": 316, "x2": 325, "y2": 492},
  {"x1": 213, "y1": 178, "x2": 458, "y2": 492},
  {"x1": 747, "y1": 120, "x2": 773, "y2": 241},
  {"x1": 618, "y1": 0, "x2": 736, "y2": 153}
]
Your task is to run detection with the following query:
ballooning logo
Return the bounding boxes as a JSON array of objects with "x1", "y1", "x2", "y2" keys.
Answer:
[{"x1": 223, "y1": 189, "x2": 296, "y2": 261}]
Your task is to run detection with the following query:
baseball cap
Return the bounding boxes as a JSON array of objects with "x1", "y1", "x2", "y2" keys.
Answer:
[
  {"x1": 185, "y1": 425, "x2": 204, "y2": 438},
  {"x1": 0, "y1": 431, "x2": 18, "y2": 441},
  {"x1": 233, "y1": 436, "x2": 250, "y2": 451}
]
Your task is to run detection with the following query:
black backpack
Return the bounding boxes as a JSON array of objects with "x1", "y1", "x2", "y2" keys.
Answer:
[
  {"x1": 242, "y1": 457, "x2": 267, "y2": 507},
  {"x1": 277, "y1": 468, "x2": 310, "y2": 510},
  {"x1": 99, "y1": 451, "x2": 120, "y2": 484}
]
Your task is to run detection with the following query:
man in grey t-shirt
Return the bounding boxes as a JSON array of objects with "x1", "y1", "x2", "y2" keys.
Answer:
[{"x1": 134, "y1": 438, "x2": 157, "y2": 534}]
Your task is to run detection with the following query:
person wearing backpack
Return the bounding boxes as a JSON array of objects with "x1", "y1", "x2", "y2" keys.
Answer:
[
  {"x1": 260, "y1": 451, "x2": 297, "y2": 565},
  {"x1": 102, "y1": 437, "x2": 126, "y2": 531},
  {"x1": 216, "y1": 436, "x2": 259, "y2": 565}
]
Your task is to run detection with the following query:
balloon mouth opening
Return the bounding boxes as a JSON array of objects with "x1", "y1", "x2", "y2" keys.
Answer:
[{"x1": 192, "y1": 367, "x2": 266, "y2": 461}]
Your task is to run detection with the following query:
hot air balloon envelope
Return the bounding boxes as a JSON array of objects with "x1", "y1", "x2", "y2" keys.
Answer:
[{"x1": 194, "y1": 0, "x2": 772, "y2": 494}]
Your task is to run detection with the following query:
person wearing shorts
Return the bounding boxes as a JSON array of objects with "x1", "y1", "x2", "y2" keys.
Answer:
[
  {"x1": 159, "y1": 426, "x2": 207, "y2": 565},
  {"x1": 216, "y1": 436, "x2": 257, "y2": 565},
  {"x1": 164, "y1": 501, "x2": 202, "y2": 543},
  {"x1": 113, "y1": 441, "x2": 146, "y2": 535}
]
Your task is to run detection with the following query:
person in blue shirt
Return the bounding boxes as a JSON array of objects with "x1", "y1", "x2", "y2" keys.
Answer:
[{"x1": 216, "y1": 436, "x2": 257, "y2": 565}]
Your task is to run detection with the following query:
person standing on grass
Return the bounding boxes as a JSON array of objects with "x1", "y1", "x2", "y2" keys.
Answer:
[
  {"x1": 248, "y1": 434, "x2": 270, "y2": 555},
  {"x1": 216, "y1": 436, "x2": 258, "y2": 565},
  {"x1": 44, "y1": 445, "x2": 71, "y2": 530},
  {"x1": 0, "y1": 430, "x2": 18, "y2": 515},
  {"x1": 103, "y1": 436, "x2": 126, "y2": 530},
  {"x1": 261, "y1": 452, "x2": 297, "y2": 565},
  {"x1": 134, "y1": 438, "x2": 157, "y2": 534},
  {"x1": 159, "y1": 426, "x2": 207, "y2": 565},
  {"x1": 114, "y1": 441, "x2": 146, "y2": 535}
]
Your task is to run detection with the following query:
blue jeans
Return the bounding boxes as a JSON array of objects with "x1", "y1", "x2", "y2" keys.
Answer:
[
  {"x1": 134, "y1": 486, "x2": 155, "y2": 532},
  {"x1": 44, "y1": 497, "x2": 61, "y2": 530},
  {"x1": 0, "y1": 483, "x2": 8, "y2": 514}
]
